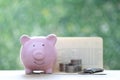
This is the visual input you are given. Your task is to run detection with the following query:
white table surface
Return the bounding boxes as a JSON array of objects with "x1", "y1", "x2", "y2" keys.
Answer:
[{"x1": 0, "y1": 70, "x2": 120, "y2": 80}]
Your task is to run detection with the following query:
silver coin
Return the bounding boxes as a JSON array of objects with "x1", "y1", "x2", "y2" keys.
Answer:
[
  {"x1": 66, "y1": 65, "x2": 75, "y2": 73},
  {"x1": 71, "y1": 59, "x2": 82, "y2": 65}
]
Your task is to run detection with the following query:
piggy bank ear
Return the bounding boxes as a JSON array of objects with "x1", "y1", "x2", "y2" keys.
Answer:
[
  {"x1": 46, "y1": 34, "x2": 57, "y2": 46},
  {"x1": 20, "y1": 35, "x2": 30, "y2": 45}
]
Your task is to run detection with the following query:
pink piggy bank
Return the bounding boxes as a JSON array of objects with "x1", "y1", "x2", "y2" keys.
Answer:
[{"x1": 20, "y1": 34, "x2": 57, "y2": 74}]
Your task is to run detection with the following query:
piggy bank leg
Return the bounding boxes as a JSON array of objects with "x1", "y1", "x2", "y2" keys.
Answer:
[
  {"x1": 45, "y1": 68, "x2": 52, "y2": 74},
  {"x1": 25, "y1": 68, "x2": 33, "y2": 74}
]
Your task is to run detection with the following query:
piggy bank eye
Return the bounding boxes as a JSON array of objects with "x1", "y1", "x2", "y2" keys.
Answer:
[
  {"x1": 42, "y1": 44, "x2": 45, "y2": 46},
  {"x1": 33, "y1": 44, "x2": 35, "y2": 47}
]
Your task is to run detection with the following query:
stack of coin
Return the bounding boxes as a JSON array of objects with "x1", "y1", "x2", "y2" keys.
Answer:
[
  {"x1": 65, "y1": 64, "x2": 75, "y2": 73},
  {"x1": 59, "y1": 63, "x2": 68, "y2": 72},
  {"x1": 59, "y1": 59, "x2": 82, "y2": 73},
  {"x1": 71, "y1": 59, "x2": 82, "y2": 72}
]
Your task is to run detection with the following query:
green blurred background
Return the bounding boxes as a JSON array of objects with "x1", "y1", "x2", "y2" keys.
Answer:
[{"x1": 0, "y1": 0, "x2": 120, "y2": 70}]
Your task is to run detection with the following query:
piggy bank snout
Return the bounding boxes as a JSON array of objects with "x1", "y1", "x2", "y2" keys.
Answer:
[{"x1": 33, "y1": 51, "x2": 44, "y2": 60}]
